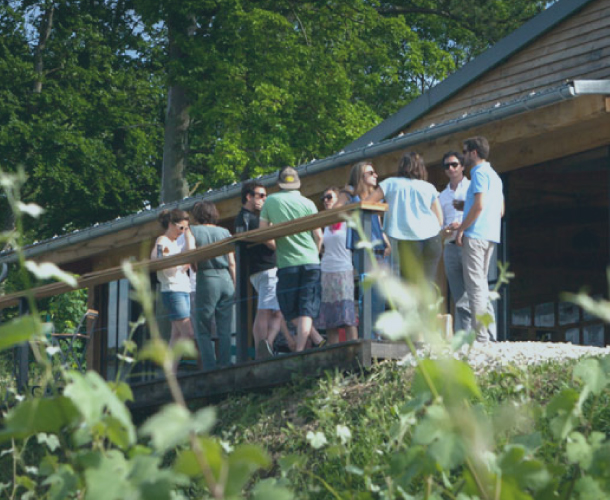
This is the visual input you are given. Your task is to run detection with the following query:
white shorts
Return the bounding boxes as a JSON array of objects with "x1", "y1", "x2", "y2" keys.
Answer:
[{"x1": 250, "y1": 268, "x2": 280, "y2": 311}]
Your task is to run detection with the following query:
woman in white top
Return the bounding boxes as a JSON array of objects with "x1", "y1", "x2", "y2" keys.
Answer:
[
  {"x1": 151, "y1": 208, "x2": 196, "y2": 369},
  {"x1": 314, "y1": 187, "x2": 358, "y2": 344},
  {"x1": 366, "y1": 152, "x2": 443, "y2": 283}
]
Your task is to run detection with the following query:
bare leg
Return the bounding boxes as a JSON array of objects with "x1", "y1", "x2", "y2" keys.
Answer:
[
  {"x1": 326, "y1": 328, "x2": 339, "y2": 345},
  {"x1": 266, "y1": 310, "x2": 283, "y2": 346},
  {"x1": 253, "y1": 309, "x2": 271, "y2": 359},
  {"x1": 252, "y1": 309, "x2": 268, "y2": 345},
  {"x1": 345, "y1": 325, "x2": 358, "y2": 341},
  {"x1": 279, "y1": 317, "x2": 296, "y2": 351},
  {"x1": 170, "y1": 318, "x2": 196, "y2": 371},
  {"x1": 309, "y1": 325, "x2": 325, "y2": 346},
  {"x1": 294, "y1": 316, "x2": 313, "y2": 351},
  {"x1": 168, "y1": 322, "x2": 180, "y2": 374}
]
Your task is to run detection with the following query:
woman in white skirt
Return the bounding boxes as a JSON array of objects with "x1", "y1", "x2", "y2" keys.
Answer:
[{"x1": 315, "y1": 187, "x2": 358, "y2": 344}]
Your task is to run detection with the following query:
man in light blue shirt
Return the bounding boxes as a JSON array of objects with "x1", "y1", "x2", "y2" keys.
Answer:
[{"x1": 456, "y1": 136, "x2": 504, "y2": 342}]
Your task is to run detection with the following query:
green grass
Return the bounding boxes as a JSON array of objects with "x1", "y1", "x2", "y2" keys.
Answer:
[{"x1": 211, "y1": 357, "x2": 610, "y2": 499}]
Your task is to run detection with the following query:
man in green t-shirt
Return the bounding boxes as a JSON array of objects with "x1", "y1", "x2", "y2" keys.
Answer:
[{"x1": 259, "y1": 166, "x2": 323, "y2": 351}]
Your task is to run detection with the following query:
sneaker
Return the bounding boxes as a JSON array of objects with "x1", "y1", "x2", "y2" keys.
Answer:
[
  {"x1": 257, "y1": 339, "x2": 274, "y2": 360},
  {"x1": 316, "y1": 338, "x2": 327, "y2": 348}
]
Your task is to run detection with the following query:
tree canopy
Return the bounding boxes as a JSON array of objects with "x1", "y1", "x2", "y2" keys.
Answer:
[{"x1": 0, "y1": 0, "x2": 549, "y2": 238}]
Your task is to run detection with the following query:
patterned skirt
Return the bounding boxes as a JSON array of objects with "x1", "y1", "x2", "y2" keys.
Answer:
[{"x1": 315, "y1": 269, "x2": 357, "y2": 329}]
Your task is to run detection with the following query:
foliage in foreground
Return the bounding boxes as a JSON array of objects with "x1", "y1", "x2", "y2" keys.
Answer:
[
  {"x1": 214, "y1": 353, "x2": 610, "y2": 499},
  {"x1": 2, "y1": 174, "x2": 610, "y2": 499}
]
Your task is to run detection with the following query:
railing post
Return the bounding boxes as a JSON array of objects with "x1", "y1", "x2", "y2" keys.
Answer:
[
  {"x1": 357, "y1": 210, "x2": 373, "y2": 340},
  {"x1": 15, "y1": 297, "x2": 30, "y2": 392},
  {"x1": 234, "y1": 241, "x2": 250, "y2": 363}
]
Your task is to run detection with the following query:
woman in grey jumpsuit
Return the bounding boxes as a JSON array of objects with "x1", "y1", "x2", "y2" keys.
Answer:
[{"x1": 190, "y1": 201, "x2": 236, "y2": 369}]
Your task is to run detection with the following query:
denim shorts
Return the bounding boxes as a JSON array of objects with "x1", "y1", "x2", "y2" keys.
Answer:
[
  {"x1": 162, "y1": 291, "x2": 191, "y2": 321},
  {"x1": 276, "y1": 264, "x2": 321, "y2": 322},
  {"x1": 250, "y1": 268, "x2": 280, "y2": 311}
]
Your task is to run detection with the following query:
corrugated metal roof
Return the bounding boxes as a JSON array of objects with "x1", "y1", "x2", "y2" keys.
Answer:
[{"x1": 2, "y1": 78, "x2": 608, "y2": 266}]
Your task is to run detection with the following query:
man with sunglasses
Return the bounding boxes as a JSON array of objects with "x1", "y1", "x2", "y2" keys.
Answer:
[
  {"x1": 235, "y1": 181, "x2": 287, "y2": 359},
  {"x1": 439, "y1": 151, "x2": 471, "y2": 333},
  {"x1": 456, "y1": 136, "x2": 504, "y2": 343}
]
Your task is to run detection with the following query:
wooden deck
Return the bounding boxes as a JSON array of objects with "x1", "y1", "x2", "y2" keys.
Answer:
[{"x1": 128, "y1": 340, "x2": 411, "y2": 414}]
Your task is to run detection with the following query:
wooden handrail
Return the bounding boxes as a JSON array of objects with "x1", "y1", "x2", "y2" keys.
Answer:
[{"x1": 0, "y1": 202, "x2": 387, "y2": 309}]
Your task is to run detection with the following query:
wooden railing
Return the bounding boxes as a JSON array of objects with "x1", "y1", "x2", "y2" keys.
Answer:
[{"x1": 2, "y1": 202, "x2": 388, "y2": 386}]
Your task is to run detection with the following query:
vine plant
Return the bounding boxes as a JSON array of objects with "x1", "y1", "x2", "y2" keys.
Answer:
[{"x1": 0, "y1": 167, "x2": 287, "y2": 500}]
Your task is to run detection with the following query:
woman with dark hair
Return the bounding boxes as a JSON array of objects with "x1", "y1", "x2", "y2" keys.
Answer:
[
  {"x1": 190, "y1": 201, "x2": 235, "y2": 369},
  {"x1": 151, "y1": 208, "x2": 196, "y2": 371},
  {"x1": 366, "y1": 152, "x2": 443, "y2": 282},
  {"x1": 315, "y1": 187, "x2": 358, "y2": 344}
]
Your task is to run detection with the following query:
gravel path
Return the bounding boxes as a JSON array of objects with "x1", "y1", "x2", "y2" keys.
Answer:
[{"x1": 401, "y1": 341, "x2": 610, "y2": 374}]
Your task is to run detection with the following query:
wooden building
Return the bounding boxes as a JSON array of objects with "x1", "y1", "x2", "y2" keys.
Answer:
[{"x1": 1, "y1": 0, "x2": 610, "y2": 377}]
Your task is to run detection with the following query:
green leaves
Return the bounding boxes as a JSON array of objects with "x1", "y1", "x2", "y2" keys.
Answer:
[
  {"x1": 63, "y1": 370, "x2": 136, "y2": 449},
  {"x1": 0, "y1": 396, "x2": 80, "y2": 442},
  {"x1": 413, "y1": 358, "x2": 482, "y2": 404},
  {"x1": 140, "y1": 404, "x2": 216, "y2": 452},
  {"x1": 0, "y1": 315, "x2": 45, "y2": 352},
  {"x1": 175, "y1": 438, "x2": 271, "y2": 498}
]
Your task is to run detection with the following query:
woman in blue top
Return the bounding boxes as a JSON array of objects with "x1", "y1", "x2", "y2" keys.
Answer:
[{"x1": 366, "y1": 152, "x2": 443, "y2": 283}]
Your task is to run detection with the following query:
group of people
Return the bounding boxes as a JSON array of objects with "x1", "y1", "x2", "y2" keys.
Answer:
[
  {"x1": 152, "y1": 134, "x2": 504, "y2": 371},
  {"x1": 365, "y1": 135, "x2": 503, "y2": 343},
  {"x1": 151, "y1": 201, "x2": 236, "y2": 371}
]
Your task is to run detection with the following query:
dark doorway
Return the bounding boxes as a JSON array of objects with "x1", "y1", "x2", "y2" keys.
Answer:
[{"x1": 507, "y1": 147, "x2": 609, "y2": 345}]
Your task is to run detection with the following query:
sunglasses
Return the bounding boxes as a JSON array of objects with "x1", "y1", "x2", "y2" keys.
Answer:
[
  {"x1": 321, "y1": 194, "x2": 334, "y2": 201},
  {"x1": 174, "y1": 223, "x2": 188, "y2": 231},
  {"x1": 444, "y1": 162, "x2": 460, "y2": 169},
  {"x1": 253, "y1": 192, "x2": 267, "y2": 199},
  {"x1": 364, "y1": 170, "x2": 377, "y2": 176}
]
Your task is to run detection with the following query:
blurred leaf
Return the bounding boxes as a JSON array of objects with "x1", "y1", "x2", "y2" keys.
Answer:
[
  {"x1": 573, "y1": 358, "x2": 608, "y2": 395},
  {"x1": 546, "y1": 388, "x2": 580, "y2": 440},
  {"x1": 0, "y1": 397, "x2": 79, "y2": 442},
  {"x1": 64, "y1": 371, "x2": 136, "y2": 448},
  {"x1": 107, "y1": 381, "x2": 134, "y2": 403},
  {"x1": 25, "y1": 261, "x2": 77, "y2": 287},
  {"x1": 566, "y1": 432, "x2": 593, "y2": 470},
  {"x1": 140, "y1": 404, "x2": 216, "y2": 453},
  {"x1": 37, "y1": 433, "x2": 61, "y2": 452},
  {"x1": 574, "y1": 476, "x2": 605, "y2": 499},
  {"x1": 497, "y1": 445, "x2": 550, "y2": 491},
  {"x1": 83, "y1": 450, "x2": 130, "y2": 500},
  {"x1": 140, "y1": 404, "x2": 191, "y2": 452},
  {"x1": 139, "y1": 339, "x2": 169, "y2": 366},
  {"x1": 251, "y1": 478, "x2": 294, "y2": 500},
  {"x1": 0, "y1": 316, "x2": 44, "y2": 351},
  {"x1": 174, "y1": 437, "x2": 223, "y2": 479},
  {"x1": 42, "y1": 465, "x2": 79, "y2": 500},
  {"x1": 225, "y1": 444, "x2": 271, "y2": 496},
  {"x1": 414, "y1": 359, "x2": 482, "y2": 403},
  {"x1": 428, "y1": 432, "x2": 467, "y2": 470}
]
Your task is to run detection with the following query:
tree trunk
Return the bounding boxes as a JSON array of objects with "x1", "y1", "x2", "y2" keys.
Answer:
[
  {"x1": 33, "y1": 4, "x2": 54, "y2": 94},
  {"x1": 161, "y1": 83, "x2": 190, "y2": 203},
  {"x1": 160, "y1": 21, "x2": 193, "y2": 204}
]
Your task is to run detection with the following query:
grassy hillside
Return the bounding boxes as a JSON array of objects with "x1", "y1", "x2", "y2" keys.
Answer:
[{"x1": 212, "y1": 355, "x2": 610, "y2": 499}]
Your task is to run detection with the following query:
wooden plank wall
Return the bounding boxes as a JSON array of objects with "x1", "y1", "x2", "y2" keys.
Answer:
[{"x1": 407, "y1": 0, "x2": 610, "y2": 131}]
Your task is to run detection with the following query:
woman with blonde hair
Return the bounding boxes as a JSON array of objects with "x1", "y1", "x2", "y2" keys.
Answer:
[
  {"x1": 151, "y1": 208, "x2": 196, "y2": 370},
  {"x1": 366, "y1": 152, "x2": 443, "y2": 282},
  {"x1": 336, "y1": 161, "x2": 390, "y2": 336}
]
